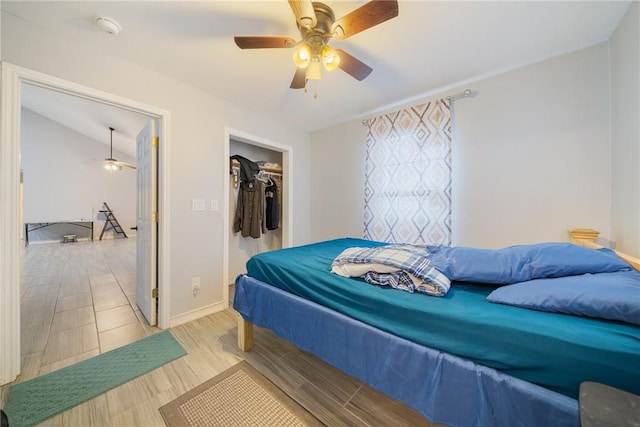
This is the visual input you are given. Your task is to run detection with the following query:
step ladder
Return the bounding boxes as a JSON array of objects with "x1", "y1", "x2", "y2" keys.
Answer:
[{"x1": 99, "y1": 202, "x2": 128, "y2": 240}]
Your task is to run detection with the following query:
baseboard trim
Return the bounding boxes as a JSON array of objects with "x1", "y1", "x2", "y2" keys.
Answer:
[{"x1": 168, "y1": 301, "x2": 225, "y2": 328}]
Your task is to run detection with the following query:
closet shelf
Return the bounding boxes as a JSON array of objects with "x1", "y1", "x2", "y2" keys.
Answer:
[{"x1": 230, "y1": 159, "x2": 282, "y2": 175}]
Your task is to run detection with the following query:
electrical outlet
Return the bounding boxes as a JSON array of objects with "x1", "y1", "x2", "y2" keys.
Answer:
[{"x1": 192, "y1": 277, "x2": 201, "y2": 297}]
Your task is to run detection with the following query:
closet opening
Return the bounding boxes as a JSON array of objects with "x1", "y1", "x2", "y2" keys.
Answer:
[{"x1": 222, "y1": 128, "x2": 293, "y2": 308}]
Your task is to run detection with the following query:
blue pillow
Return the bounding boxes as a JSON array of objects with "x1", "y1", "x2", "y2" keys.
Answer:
[
  {"x1": 427, "y1": 243, "x2": 630, "y2": 284},
  {"x1": 486, "y1": 270, "x2": 640, "y2": 325}
]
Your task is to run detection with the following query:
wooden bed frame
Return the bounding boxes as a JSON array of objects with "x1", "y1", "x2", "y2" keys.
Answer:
[
  {"x1": 238, "y1": 229, "x2": 639, "y2": 351},
  {"x1": 568, "y1": 228, "x2": 640, "y2": 271}
]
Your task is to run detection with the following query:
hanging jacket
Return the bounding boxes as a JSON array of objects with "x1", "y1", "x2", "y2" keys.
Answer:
[
  {"x1": 233, "y1": 181, "x2": 266, "y2": 238},
  {"x1": 230, "y1": 155, "x2": 260, "y2": 184},
  {"x1": 265, "y1": 180, "x2": 280, "y2": 230}
]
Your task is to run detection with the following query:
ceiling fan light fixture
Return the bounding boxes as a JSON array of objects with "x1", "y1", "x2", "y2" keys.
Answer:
[
  {"x1": 234, "y1": 0, "x2": 399, "y2": 88},
  {"x1": 306, "y1": 58, "x2": 322, "y2": 80},
  {"x1": 292, "y1": 43, "x2": 312, "y2": 68},
  {"x1": 104, "y1": 161, "x2": 121, "y2": 171},
  {"x1": 321, "y1": 45, "x2": 340, "y2": 71}
]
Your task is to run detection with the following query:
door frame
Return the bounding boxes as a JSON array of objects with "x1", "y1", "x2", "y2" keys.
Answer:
[
  {"x1": 223, "y1": 127, "x2": 293, "y2": 307},
  {"x1": 0, "y1": 62, "x2": 172, "y2": 385}
]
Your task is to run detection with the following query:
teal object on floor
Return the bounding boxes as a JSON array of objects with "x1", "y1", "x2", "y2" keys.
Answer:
[{"x1": 4, "y1": 330, "x2": 186, "y2": 427}]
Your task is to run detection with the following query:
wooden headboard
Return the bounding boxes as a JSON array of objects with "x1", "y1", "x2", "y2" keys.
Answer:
[{"x1": 569, "y1": 228, "x2": 640, "y2": 272}]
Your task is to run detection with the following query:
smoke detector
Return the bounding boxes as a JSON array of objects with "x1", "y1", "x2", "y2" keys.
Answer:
[{"x1": 95, "y1": 16, "x2": 121, "y2": 35}]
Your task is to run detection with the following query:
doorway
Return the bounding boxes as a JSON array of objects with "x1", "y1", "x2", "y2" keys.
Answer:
[
  {"x1": 222, "y1": 128, "x2": 293, "y2": 307},
  {"x1": 229, "y1": 139, "x2": 283, "y2": 280},
  {"x1": 0, "y1": 63, "x2": 172, "y2": 385},
  {"x1": 19, "y1": 84, "x2": 151, "y2": 374}
]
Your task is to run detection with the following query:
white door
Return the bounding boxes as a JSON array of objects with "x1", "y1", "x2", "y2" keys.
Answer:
[{"x1": 136, "y1": 119, "x2": 158, "y2": 326}]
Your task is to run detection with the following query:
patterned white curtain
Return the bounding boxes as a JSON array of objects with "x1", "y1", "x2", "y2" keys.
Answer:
[{"x1": 364, "y1": 99, "x2": 452, "y2": 245}]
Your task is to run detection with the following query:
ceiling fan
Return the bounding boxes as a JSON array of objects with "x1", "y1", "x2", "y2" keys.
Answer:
[
  {"x1": 234, "y1": 0, "x2": 399, "y2": 89},
  {"x1": 104, "y1": 127, "x2": 135, "y2": 170}
]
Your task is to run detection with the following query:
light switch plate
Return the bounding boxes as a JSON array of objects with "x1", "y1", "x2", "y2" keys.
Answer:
[
  {"x1": 192, "y1": 199, "x2": 205, "y2": 211},
  {"x1": 211, "y1": 200, "x2": 219, "y2": 211}
]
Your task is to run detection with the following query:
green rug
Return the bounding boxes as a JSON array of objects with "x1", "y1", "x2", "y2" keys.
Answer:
[{"x1": 4, "y1": 330, "x2": 187, "y2": 427}]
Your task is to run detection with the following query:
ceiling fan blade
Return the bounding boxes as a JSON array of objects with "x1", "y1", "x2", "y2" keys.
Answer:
[
  {"x1": 105, "y1": 157, "x2": 136, "y2": 170},
  {"x1": 117, "y1": 162, "x2": 136, "y2": 170},
  {"x1": 113, "y1": 160, "x2": 136, "y2": 170},
  {"x1": 332, "y1": 0, "x2": 399, "y2": 39},
  {"x1": 234, "y1": 36, "x2": 296, "y2": 49},
  {"x1": 288, "y1": 0, "x2": 317, "y2": 29},
  {"x1": 335, "y1": 49, "x2": 373, "y2": 81},
  {"x1": 290, "y1": 67, "x2": 306, "y2": 89}
]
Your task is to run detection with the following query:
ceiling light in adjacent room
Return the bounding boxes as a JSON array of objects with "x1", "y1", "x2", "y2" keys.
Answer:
[
  {"x1": 102, "y1": 127, "x2": 135, "y2": 171},
  {"x1": 95, "y1": 16, "x2": 121, "y2": 35},
  {"x1": 104, "y1": 162, "x2": 122, "y2": 171}
]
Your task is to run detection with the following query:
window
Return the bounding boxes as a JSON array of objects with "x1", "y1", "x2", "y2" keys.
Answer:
[{"x1": 364, "y1": 99, "x2": 452, "y2": 245}]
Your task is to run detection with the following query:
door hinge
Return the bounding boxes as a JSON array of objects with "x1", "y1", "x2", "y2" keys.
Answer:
[
  {"x1": 152, "y1": 288, "x2": 158, "y2": 298},
  {"x1": 152, "y1": 212, "x2": 159, "y2": 222},
  {"x1": 152, "y1": 136, "x2": 159, "y2": 147}
]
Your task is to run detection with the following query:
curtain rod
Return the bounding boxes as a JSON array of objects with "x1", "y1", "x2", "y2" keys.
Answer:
[
  {"x1": 446, "y1": 89, "x2": 473, "y2": 101},
  {"x1": 361, "y1": 89, "x2": 475, "y2": 126}
]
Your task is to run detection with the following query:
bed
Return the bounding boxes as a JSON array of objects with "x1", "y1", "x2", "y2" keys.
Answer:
[{"x1": 233, "y1": 229, "x2": 640, "y2": 426}]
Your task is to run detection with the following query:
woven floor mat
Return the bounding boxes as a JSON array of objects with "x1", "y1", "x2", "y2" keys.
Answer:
[{"x1": 159, "y1": 360, "x2": 323, "y2": 427}]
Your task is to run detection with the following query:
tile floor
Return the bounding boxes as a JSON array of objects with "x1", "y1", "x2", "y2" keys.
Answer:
[{"x1": 19, "y1": 237, "x2": 159, "y2": 381}]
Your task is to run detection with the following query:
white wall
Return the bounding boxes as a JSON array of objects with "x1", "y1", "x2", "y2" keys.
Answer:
[
  {"x1": 310, "y1": 120, "x2": 367, "y2": 242},
  {"x1": 21, "y1": 109, "x2": 137, "y2": 243},
  {"x1": 610, "y1": 1, "x2": 640, "y2": 256},
  {"x1": 1, "y1": 12, "x2": 311, "y2": 322},
  {"x1": 311, "y1": 43, "x2": 613, "y2": 248},
  {"x1": 451, "y1": 43, "x2": 610, "y2": 247}
]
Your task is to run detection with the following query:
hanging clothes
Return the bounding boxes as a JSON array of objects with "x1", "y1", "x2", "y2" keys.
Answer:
[
  {"x1": 230, "y1": 155, "x2": 260, "y2": 184},
  {"x1": 277, "y1": 177, "x2": 283, "y2": 228},
  {"x1": 233, "y1": 181, "x2": 266, "y2": 238},
  {"x1": 265, "y1": 179, "x2": 280, "y2": 230}
]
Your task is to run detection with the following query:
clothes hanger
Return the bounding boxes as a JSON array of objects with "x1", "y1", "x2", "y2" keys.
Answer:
[{"x1": 255, "y1": 170, "x2": 270, "y2": 184}]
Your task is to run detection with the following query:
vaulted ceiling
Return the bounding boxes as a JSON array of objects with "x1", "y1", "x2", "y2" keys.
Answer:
[{"x1": 3, "y1": 0, "x2": 631, "y2": 150}]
